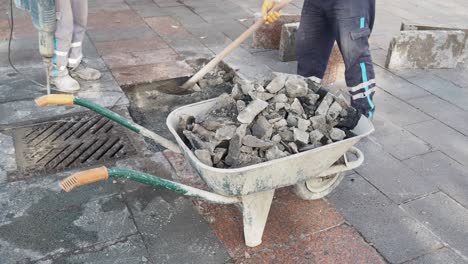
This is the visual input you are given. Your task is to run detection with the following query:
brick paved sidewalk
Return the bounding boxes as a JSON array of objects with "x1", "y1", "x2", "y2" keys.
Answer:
[{"x1": 1, "y1": 0, "x2": 468, "y2": 263}]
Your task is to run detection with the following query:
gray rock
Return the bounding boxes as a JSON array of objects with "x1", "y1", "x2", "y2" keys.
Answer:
[
  {"x1": 184, "y1": 130, "x2": 209, "y2": 150},
  {"x1": 285, "y1": 76, "x2": 308, "y2": 98},
  {"x1": 236, "y1": 124, "x2": 248, "y2": 138},
  {"x1": 250, "y1": 91, "x2": 275, "y2": 101},
  {"x1": 288, "y1": 142, "x2": 299, "y2": 153},
  {"x1": 306, "y1": 93, "x2": 320, "y2": 105},
  {"x1": 335, "y1": 94, "x2": 350, "y2": 109},
  {"x1": 200, "y1": 117, "x2": 235, "y2": 131},
  {"x1": 271, "y1": 93, "x2": 288, "y2": 103},
  {"x1": 294, "y1": 128, "x2": 310, "y2": 144},
  {"x1": 266, "y1": 75, "x2": 287, "y2": 94},
  {"x1": 315, "y1": 93, "x2": 334, "y2": 116},
  {"x1": 273, "y1": 119, "x2": 288, "y2": 129},
  {"x1": 251, "y1": 115, "x2": 273, "y2": 139},
  {"x1": 231, "y1": 84, "x2": 242, "y2": 100},
  {"x1": 290, "y1": 98, "x2": 304, "y2": 115},
  {"x1": 212, "y1": 148, "x2": 227, "y2": 164},
  {"x1": 265, "y1": 146, "x2": 289, "y2": 161},
  {"x1": 326, "y1": 102, "x2": 343, "y2": 122},
  {"x1": 193, "y1": 124, "x2": 215, "y2": 141},
  {"x1": 242, "y1": 135, "x2": 274, "y2": 148},
  {"x1": 275, "y1": 103, "x2": 289, "y2": 110},
  {"x1": 255, "y1": 85, "x2": 265, "y2": 92},
  {"x1": 272, "y1": 134, "x2": 282, "y2": 143},
  {"x1": 198, "y1": 79, "x2": 210, "y2": 89},
  {"x1": 330, "y1": 128, "x2": 346, "y2": 141},
  {"x1": 286, "y1": 114, "x2": 298, "y2": 127},
  {"x1": 236, "y1": 100, "x2": 246, "y2": 112},
  {"x1": 215, "y1": 125, "x2": 237, "y2": 141},
  {"x1": 278, "y1": 128, "x2": 294, "y2": 142},
  {"x1": 306, "y1": 77, "x2": 321, "y2": 92},
  {"x1": 235, "y1": 78, "x2": 255, "y2": 95},
  {"x1": 208, "y1": 77, "x2": 224, "y2": 86},
  {"x1": 195, "y1": 149, "x2": 213, "y2": 166},
  {"x1": 178, "y1": 114, "x2": 195, "y2": 131},
  {"x1": 340, "y1": 109, "x2": 348, "y2": 117},
  {"x1": 310, "y1": 115, "x2": 327, "y2": 130},
  {"x1": 233, "y1": 153, "x2": 263, "y2": 167},
  {"x1": 297, "y1": 118, "x2": 311, "y2": 132},
  {"x1": 237, "y1": 99, "x2": 269, "y2": 124},
  {"x1": 240, "y1": 146, "x2": 254, "y2": 153},
  {"x1": 225, "y1": 135, "x2": 242, "y2": 166},
  {"x1": 309, "y1": 130, "x2": 324, "y2": 144}
]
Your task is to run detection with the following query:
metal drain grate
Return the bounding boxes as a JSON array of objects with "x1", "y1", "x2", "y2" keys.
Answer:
[{"x1": 12, "y1": 112, "x2": 139, "y2": 180}]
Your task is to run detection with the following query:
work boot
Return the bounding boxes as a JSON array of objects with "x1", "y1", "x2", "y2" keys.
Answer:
[
  {"x1": 70, "y1": 61, "x2": 101, "y2": 81},
  {"x1": 50, "y1": 74, "x2": 81, "y2": 93}
]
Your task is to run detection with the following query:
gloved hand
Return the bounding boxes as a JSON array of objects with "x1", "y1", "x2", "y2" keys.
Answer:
[{"x1": 261, "y1": 0, "x2": 281, "y2": 25}]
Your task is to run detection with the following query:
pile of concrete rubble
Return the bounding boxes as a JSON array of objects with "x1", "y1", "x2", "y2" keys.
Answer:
[{"x1": 179, "y1": 73, "x2": 359, "y2": 168}]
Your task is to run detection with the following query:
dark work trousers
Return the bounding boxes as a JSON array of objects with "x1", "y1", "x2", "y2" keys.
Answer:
[{"x1": 296, "y1": 0, "x2": 376, "y2": 118}]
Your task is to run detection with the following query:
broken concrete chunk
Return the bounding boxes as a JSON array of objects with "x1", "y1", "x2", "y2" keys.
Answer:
[
  {"x1": 240, "y1": 146, "x2": 254, "y2": 153},
  {"x1": 294, "y1": 128, "x2": 310, "y2": 145},
  {"x1": 310, "y1": 115, "x2": 327, "y2": 130},
  {"x1": 285, "y1": 76, "x2": 308, "y2": 98},
  {"x1": 272, "y1": 134, "x2": 282, "y2": 143},
  {"x1": 297, "y1": 118, "x2": 311, "y2": 132},
  {"x1": 242, "y1": 135, "x2": 274, "y2": 148},
  {"x1": 340, "y1": 109, "x2": 348, "y2": 117},
  {"x1": 233, "y1": 153, "x2": 263, "y2": 168},
  {"x1": 275, "y1": 103, "x2": 289, "y2": 111},
  {"x1": 286, "y1": 114, "x2": 298, "y2": 127},
  {"x1": 198, "y1": 79, "x2": 210, "y2": 89},
  {"x1": 213, "y1": 148, "x2": 227, "y2": 164},
  {"x1": 288, "y1": 142, "x2": 299, "y2": 154},
  {"x1": 200, "y1": 117, "x2": 235, "y2": 131},
  {"x1": 236, "y1": 124, "x2": 248, "y2": 138},
  {"x1": 265, "y1": 146, "x2": 288, "y2": 161},
  {"x1": 208, "y1": 77, "x2": 224, "y2": 86},
  {"x1": 266, "y1": 75, "x2": 287, "y2": 94},
  {"x1": 195, "y1": 149, "x2": 213, "y2": 166},
  {"x1": 309, "y1": 130, "x2": 324, "y2": 144},
  {"x1": 274, "y1": 119, "x2": 288, "y2": 129},
  {"x1": 225, "y1": 135, "x2": 242, "y2": 166},
  {"x1": 215, "y1": 125, "x2": 237, "y2": 141},
  {"x1": 330, "y1": 128, "x2": 346, "y2": 141},
  {"x1": 240, "y1": 81, "x2": 255, "y2": 95},
  {"x1": 306, "y1": 93, "x2": 320, "y2": 105},
  {"x1": 178, "y1": 114, "x2": 195, "y2": 131},
  {"x1": 335, "y1": 94, "x2": 350, "y2": 109},
  {"x1": 192, "y1": 124, "x2": 215, "y2": 141},
  {"x1": 237, "y1": 99, "x2": 269, "y2": 124},
  {"x1": 271, "y1": 93, "x2": 288, "y2": 103},
  {"x1": 236, "y1": 100, "x2": 246, "y2": 112},
  {"x1": 250, "y1": 91, "x2": 276, "y2": 101},
  {"x1": 251, "y1": 116, "x2": 273, "y2": 139},
  {"x1": 315, "y1": 98, "x2": 331, "y2": 116},
  {"x1": 231, "y1": 84, "x2": 242, "y2": 100},
  {"x1": 290, "y1": 98, "x2": 305, "y2": 115},
  {"x1": 326, "y1": 102, "x2": 343, "y2": 122},
  {"x1": 306, "y1": 78, "x2": 321, "y2": 92},
  {"x1": 278, "y1": 127, "x2": 294, "y2": 142}
]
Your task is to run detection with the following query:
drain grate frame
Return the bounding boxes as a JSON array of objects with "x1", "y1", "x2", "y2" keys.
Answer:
[{"x1": 12, "y1": 109, "x2": 141, "y2": 181}]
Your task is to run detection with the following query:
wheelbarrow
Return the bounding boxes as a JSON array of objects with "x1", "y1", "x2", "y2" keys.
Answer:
[{"x1": 35, "y1": 94, "x2": 374, "y2": 247}]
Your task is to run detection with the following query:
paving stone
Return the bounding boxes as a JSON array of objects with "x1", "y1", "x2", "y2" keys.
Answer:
[
  {"x1": 374, "y1": 65, "x2": 431, "y2": 100},
  {"x1": 87, "y1": 10, "x2": 146, "y2": 31},
  {"x1": 0, "y1": 171, "x2": 132, "y2": 262},
  {"x1": 409, "y1": 95, "x2": 468, "y2": 136},
  {"x1": 405, "y1": 247, "x2": 467, "y2": 264},
  {"x1": 386, "y1": 30, "x2": 465, "y2": 69},
  {"x1": 354, "y1": 139, "x2": 436, "y2": 204},
  {"x1": 102, "y1": 48, "x2": 181, "y2": 69},
  {"x1": 405, "y1": 119, "x2": 468, "y2": 166},
  {"x1": 404, "y1": 151, "x2": 468, "y2": 209},
  {"x1": 144, "y1": 16, "x2": 191, "y2": 38},
  {"x1": 432, "y1": 67, "x2": 468, "y2": 89},
  {"x1": 407, "y1": 74, "x2": 468, "y2": 111},
  {"x1": 197, "y1": 188, "x2": 345, "y2": 259},
  {"x1": 111, "y1": 61, "x2": 193, "y2": 87},
  {"x1": 252, "y1": 14, "x2": 301, "y2": 49},
  {"x1": 131, "y1": 3, "x2": 169, "y2": 17},
  {"x1": 35, "y1": 235, "x2": 150, "y2": 264},
  {"x1": 328, "y1": 174, "x2": 443, "y2": 264},
  {"x1": 123, "y1": 185, "x2": 230, "y2": 263},
  {"x1": 94, "y1": 37, "x2": 169, "y2": 55},
  {"x1": 370, "y1": 115, "x2": 432, "y2": 160},
  {"x1": 373, "y1": 88, "x2": 433, "y2": 126},
  {"x1": 88, "y1": 26, "x2": 158, "y2": 43},
  {"x1": 161, "y1": 6, "x2": 207, "y2": 27},
  {"x1": 279, "y1": 22, "x2": 299, "y2": 62},
  {"x1": 402, "y1": 192, "x2": 468, "y2": 257}
]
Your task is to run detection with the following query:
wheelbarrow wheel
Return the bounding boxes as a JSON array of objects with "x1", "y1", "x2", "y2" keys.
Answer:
[{"x1": 293, "y1": 172, "x2": 344, "y2": 200}]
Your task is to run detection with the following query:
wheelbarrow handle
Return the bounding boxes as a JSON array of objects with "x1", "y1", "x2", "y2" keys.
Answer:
[
  {"x1": 35, "y1": 95, "x2": 181, "y2": 153},
  {"x1": 317, "y1": 146, "x2": 364, "y2": 177},
  {"x1": 60, "y1": 166, "x2": 240, "y2": 204}
]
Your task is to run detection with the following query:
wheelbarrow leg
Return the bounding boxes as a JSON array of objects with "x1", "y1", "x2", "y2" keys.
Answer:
[{"x1": 241, "y1": 189, "x2": 275, "y2": 247}]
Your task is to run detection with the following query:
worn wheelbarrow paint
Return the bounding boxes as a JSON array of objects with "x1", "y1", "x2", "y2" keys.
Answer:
[{"x1": 35, "y1": 94, "x2": 374, "y2": 247}]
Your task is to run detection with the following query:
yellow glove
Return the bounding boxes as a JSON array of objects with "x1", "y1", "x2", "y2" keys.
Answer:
[{"x1": 261, "y1": 0, "x2": 282, "y2": 25}]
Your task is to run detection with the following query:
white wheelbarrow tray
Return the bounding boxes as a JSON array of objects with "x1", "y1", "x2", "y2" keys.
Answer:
[{"x1": 167, "y1": 98, "x2": 375, "y2": 247}]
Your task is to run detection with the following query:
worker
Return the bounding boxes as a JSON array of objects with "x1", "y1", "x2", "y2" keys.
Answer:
[
  {"x1": 52, "y1": 0, "x2": 100, "y2": 93},
  {"x1": 262, "y1": 0, "x2": 376, "y2": 119}
]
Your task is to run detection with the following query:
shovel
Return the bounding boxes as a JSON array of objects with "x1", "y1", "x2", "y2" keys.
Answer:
[{"x1": 165, "y1": 0, "x2": 291, "y2": 94}]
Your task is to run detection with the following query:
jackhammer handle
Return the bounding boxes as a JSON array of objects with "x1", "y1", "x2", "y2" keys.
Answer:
[
  {"x1": 60, "y1": 166, "x2": 109, "y2": 192},
  {"x1": 35, "y1": 94, "x2": 74, "y2": 107}
]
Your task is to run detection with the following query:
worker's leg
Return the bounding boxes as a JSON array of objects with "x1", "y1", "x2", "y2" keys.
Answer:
[
  {"x1": 69, "y1": 0, "x2": 101, "y2": 81},
  {"x1": 333, "y1": 0, "x2": 376, "y2": 118},
  {"x1": 296, "y1": 0, "x2": 335, "y2": 84},
  {"x1": 52, "y1": 0, "x2": 80, "y2": 92}
]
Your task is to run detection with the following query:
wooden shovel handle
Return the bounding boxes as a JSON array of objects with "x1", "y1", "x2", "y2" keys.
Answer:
[{"x1": 182, "y1": 0, "x2": 291, "y2": 90}]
